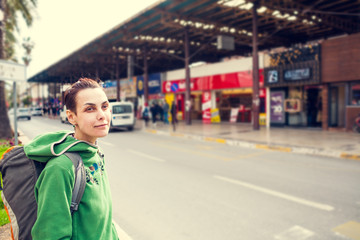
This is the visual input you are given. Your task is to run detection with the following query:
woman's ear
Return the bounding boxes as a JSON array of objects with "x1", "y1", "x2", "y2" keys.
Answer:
[{"x1": 66, "y1": 110, "x2": 76, "y2": 126}]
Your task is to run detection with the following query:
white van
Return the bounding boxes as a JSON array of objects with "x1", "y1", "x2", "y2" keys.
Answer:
[
  {"x1": 60, "y1": 106, "x2": 68, "y2": 123},
  {"x1": 110, "y1": 101, "x2": 135, "y2": 131}
]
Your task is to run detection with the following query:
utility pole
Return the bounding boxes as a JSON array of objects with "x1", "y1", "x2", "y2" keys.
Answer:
[
  {"x1": 252, "y1": 1, "x2": 260, "y2": 130},
  {"x1": 184, "y1": 28, "x2": 191, "y2": 125}
]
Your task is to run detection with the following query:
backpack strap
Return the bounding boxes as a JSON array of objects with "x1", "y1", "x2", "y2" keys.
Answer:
[{"x1": 64, "y1": 152, "x2": 86, "y2": 215}]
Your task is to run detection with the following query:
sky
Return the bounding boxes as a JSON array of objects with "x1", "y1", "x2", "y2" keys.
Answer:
[{"x1": 17, "y1": 0, "x2": 159, "y2": 78}]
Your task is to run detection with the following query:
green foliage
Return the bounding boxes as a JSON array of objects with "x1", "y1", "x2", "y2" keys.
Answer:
[
  {"x1": 22, "y1": 95, "x2": 32, "y2": 106},
  {"x1": 0, "y1": 139, "x2": 12, "y2": 226},
  {"x1": 0, "y1": 208, "x2": 9, "y2": 226}
]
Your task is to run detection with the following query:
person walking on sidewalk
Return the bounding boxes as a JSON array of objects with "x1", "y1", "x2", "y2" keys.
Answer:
[
  {"x1": 162, "y1": 100, "x2": 169, "y2": 124},
  {"x1": 25, "y1": 78, "x2": 119, "y2": 240},
  {"x1": 150, "y1": 102, "x2": 158, "y2": 127},
  {"x1": 171, "y1": 100, "x2": 178, "y2": 131},
  {"x1": 142, "y1": 102, "x2": 150, "y2": 127}
]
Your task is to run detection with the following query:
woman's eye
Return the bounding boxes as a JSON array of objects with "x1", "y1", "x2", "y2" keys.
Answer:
[
  {"x1": 102, "y1": 105, "x2": 109, "y2": 110},
  {"x1": 86, "y1": 107, "x2": 94, "y2": 111}
]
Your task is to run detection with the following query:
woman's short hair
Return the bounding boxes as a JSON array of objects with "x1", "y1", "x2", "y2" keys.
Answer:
[{"x1": 64, "y1": 78, "x2": 103, "y2": 113}]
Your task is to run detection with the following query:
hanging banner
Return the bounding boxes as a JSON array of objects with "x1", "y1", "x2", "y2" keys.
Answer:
[{"x1": 202, "y1": 91, "x2": 211, "y2": 124}]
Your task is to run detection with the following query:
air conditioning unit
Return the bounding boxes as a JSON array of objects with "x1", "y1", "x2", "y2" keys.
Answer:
[{"x1": 217, "y1": 35, "x2": 235, "y2": 50}]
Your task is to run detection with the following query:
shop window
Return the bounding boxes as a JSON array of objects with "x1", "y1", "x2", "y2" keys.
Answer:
[{"x1": 351, "y1": 83, "x2": 360, "y2": 105}]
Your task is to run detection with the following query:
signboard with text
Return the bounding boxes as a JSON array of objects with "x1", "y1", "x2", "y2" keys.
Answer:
[
  {"x1": 0, "y1": 60, "x2": 26, "y2": 82},
  {"x1": 162, "y1": 70, "x2": 263, "y2": 93}
]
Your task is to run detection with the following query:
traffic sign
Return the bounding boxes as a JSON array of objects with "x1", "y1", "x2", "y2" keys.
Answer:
[
  {"x1": 171, "y1": 83, "x2": 179, "y2": 92},
  {"x1": 0, "y1": 59, "x2": 26, "y2": 82}
]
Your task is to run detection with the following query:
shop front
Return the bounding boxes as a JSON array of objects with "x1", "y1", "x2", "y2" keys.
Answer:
[
  {"x1": 321, "y1": 33, "x2": 360, "y2": 131},
  {"x1": 162, "y1": 69, "x2": 265, "y2": 123},
  {"x1": 265, "y1": 44, "x2": 322, "y2": 128}
]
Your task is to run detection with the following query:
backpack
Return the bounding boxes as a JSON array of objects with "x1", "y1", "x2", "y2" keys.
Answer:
[
  {"x1": 142, "y1": 108, "x2": 149, "y2": 118},
  {"x1": 0, "y1": 146, "x2": 86, "y2": 240}
]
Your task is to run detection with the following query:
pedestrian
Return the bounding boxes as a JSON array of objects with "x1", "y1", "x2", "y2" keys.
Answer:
[
  {"x1": 162, "y1": 100, "x2": 169, "y2": 124},
  {"x1": 150, "y1": 102, "x2": 158, "y2": 127},
  {"x1": 52, "y1": 105, "x2": 57, "y2": 118},
  {"x1": 157, "y1": 101, "x2": 164, "y2": 123},
  {"x1": 142, "y1": 102, "x2": 150, "y2": 127},
  {"x1": 170, "y1": 100, "x2": 177, "y2": 131},
  {"x1": 24, "y1": 78, "x2": 119, "y2": 239}
]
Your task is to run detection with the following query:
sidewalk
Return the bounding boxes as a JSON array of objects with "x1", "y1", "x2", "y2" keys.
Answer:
[{"x1": 138, "y1": 120, "x2": 360, "y2": 161}]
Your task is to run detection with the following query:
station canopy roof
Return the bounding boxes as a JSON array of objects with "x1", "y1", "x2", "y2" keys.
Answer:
[{"x1": 28, "y1": 0, "x2": 360, "y2": 83}]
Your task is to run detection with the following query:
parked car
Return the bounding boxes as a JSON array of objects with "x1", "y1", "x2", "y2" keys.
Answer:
[
  {"x1": 31, "y1": 107, "x2": 43, "y2": 116},
  {"x1": 60, "y1": 106, "x2": 68, "y2": 123},
  {"x1": 14, "y1": 108, "x2": 31, "y2": 120},
  {"x1": 110, "y1": 101, "x2": 135, "y2": 131}
]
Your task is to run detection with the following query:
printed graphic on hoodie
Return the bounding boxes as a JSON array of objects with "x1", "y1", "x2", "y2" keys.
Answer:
[{"x1": 85, "y1": 161, "x2": 105, "y2": 184}]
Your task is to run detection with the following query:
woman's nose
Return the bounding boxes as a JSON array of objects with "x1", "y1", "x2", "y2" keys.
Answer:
[{"x1": 97, "y1": 109, "x2": 106, "y2": 120}]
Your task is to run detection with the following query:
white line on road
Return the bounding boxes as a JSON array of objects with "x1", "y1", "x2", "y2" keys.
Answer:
[
  {"x1": 275, "y1": 225, "x2": 315, "y2": 240},
  {"x1": 214, "y1": 175, "x2": 334, "y2": 211},
  {"x1": 127, "y1": 149, "x2": 166, "y2": 162},
  {"x1": 113, "y1": 221, "x2": 133, "y2": 240}
]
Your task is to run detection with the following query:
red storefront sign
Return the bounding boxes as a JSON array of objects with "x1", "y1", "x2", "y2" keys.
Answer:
[{"x1": 163, "y1": 70, "x2": 263, "y2": 93}]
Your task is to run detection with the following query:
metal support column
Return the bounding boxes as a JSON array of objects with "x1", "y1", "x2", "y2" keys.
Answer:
[
  {"x1": 184, "y1": 28, "x2": 191, "y2": 125},
  {"x1": 127, "y1": 55, "x2": 134, "y2": 79},
  {"x1": 143, "y1": 47, "x2": 149, "y2": 106},
  {"x1": 115, "y1": 52, "x2": 121, "y2": 102},
  {"x1": 252, "y1": 1, "x2": 260, "y2": 130}
]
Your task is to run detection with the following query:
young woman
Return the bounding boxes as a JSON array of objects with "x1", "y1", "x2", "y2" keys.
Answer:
[{"x1": 24, "y1": 78, "x2": 119, "y2": 239}]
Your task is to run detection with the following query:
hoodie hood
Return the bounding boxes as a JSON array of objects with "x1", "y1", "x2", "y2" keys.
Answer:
[{"x1": 24, "y1": 130, "x2": 98, "y2": 162}]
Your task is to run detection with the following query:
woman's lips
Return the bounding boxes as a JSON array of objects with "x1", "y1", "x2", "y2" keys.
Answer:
[{"x1": 95, "y1": 124, "x2": 108, "y2": 128}]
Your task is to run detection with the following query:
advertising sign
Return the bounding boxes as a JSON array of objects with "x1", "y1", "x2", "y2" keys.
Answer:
[
  {"x1": 270, "y1": 91, "x2": 285, "y2": 124},
  {"x1": 162, "y1": 70, "x2": 263, "y2": 93},
  {"x1": 211, "y1": 108, "x2": 220, "y2": 123},
  {"x1": 284, "y1": 68, "x2": 311, "y2": 81},
  {"x1": 202, "y1": 91, "x2": 211, "y2": 124},
  {"x1": 267, "y1": 70, "x2": 278, "y2": 83},
  {"x1": 230, "y1": 108, "x2": 239, "y2": 123},
  {"x1": 137, "y1": 73, "x2": 161, "y2": 96}
]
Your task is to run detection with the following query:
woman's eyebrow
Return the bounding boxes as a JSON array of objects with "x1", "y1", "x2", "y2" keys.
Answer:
[
  {"x1": 83, "y1": 103, "x2": 96, "y2": 106},
  {"x1": 83, "y1": 101, "x2": 108, "y2": 106}
]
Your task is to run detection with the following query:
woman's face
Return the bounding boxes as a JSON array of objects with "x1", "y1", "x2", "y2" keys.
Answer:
[{"x1": 67, "y1": 88, "x2": 111, "y2": 144}]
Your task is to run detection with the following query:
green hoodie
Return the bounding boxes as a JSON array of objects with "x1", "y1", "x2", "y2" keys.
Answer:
[{"x1": 24, "y1": 130, "x2": 119, "y2": 240}]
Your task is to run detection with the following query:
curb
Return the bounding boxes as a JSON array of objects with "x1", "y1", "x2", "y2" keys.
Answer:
[{"x1": 143, "y1": 128, "x2": 360, "y2": 161}]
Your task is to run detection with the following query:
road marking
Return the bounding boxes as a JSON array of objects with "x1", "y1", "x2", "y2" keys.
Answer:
[
  {"x1": 214, "y1": 175, "x2": 334, "y2": 211},
  {"x1": 151, "y1": 142, "x2": 233, "y2": 161},
  {"x1": 98, "y1": 140, "x2": 115, "y2": 146},
  {"x1": 204, "y1": 137, "x2": 227, "y2": 144},
  {"x1": 170, "y1": 132, "x2": 185, "y2": 137},
  {"x1": 127, "y1": 149, "x2": 166, "y2": 162},
  {"x1": 232, "y1": 152, "x2": 266, "y2": 160},
  {"x1": 275, "y1": 225, "x2": 314, "y2": 240},
  {"x1": 333, "y1": 221, "x2": 360, "y2": 240},
  {"x1": 340, "y1": 153, "x2": 360, "y2": 161},
  {"x1": 113, "y1": 221, "x2": 133, "y2": 240},
  {"x1": 255, "y1": 144, "x2": 292, "y2": 152},
  {"x1": 146, "y1": 129, "x2": 158, "y2": 134}
]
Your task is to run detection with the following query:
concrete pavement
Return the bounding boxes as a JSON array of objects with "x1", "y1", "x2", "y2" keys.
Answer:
[{"x1": 138, "y1": 120, "x2": 360, "y2": 161}]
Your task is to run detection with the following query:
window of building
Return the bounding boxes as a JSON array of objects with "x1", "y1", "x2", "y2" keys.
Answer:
[{"x1": 351, "y1": 83, "x2": 360, "y2": 105}]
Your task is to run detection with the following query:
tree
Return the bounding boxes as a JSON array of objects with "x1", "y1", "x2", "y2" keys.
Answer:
[{"x1": 0, "y1": 0, "x2": 37, "y2": 139}]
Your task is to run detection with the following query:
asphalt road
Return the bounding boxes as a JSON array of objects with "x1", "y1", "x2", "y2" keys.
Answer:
[{"x1": 18, "y1": 116, "x2": 360, "y2": 240}]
